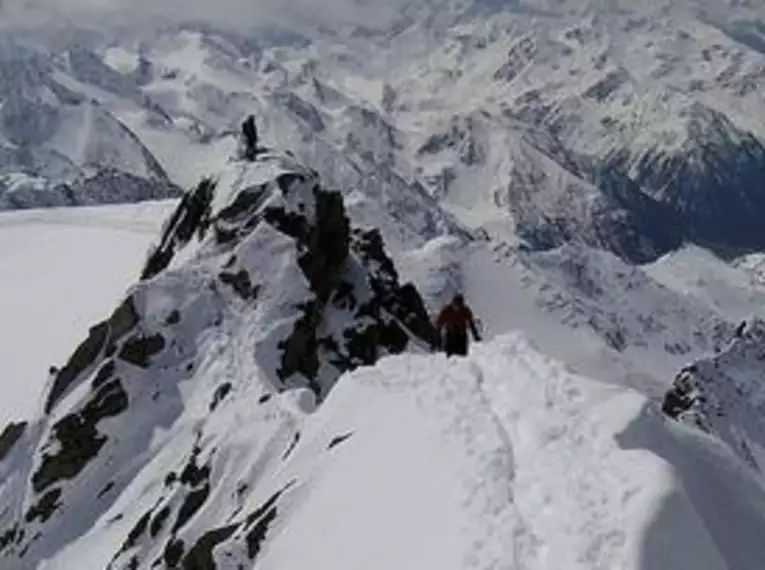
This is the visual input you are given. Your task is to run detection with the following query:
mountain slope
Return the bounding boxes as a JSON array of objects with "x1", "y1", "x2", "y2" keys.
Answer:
[
  {"x1": 0, "y1": 148, "x2": 441, "y2": 567},
  {"x1": 0, "y1": 201, "x2": 173, "y2": 427},
  {"x1": 0, "y1": 38, "x2": 182, "y2": 210},
  {"x1": 663, "y1": 319, "x2": 765, "y2": 478}
]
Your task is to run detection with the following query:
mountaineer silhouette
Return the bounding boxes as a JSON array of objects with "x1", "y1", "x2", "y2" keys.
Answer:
[{"x1": 435, "y1": 294, "x2": 481, "y2": 357}]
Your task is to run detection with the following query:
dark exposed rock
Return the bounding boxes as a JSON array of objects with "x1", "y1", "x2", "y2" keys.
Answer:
[
  {"x1": 582, "y1": 69, "x2": 629, "y2": 101},
  {"x1": 217, "y1": 187, "x2": 267, "y2": 223},
  {"x1": 45, "y1": 295, "x2": 139, "y2": 414},
  {"x1": 107, "y1": 296, "x2": 142, "y2": 347},
  {"x1": 352, "y1": 228, "x2": 398, "y2": 289},
  {"x1": 282, "y1": 432, "x2": 301, "y2": 461},
  {"x1": 91, "y1": 360, "x2": 116, "y2": 391},
  {"x1": 584, "y1": 162, "x2": 683, "y2": 263},
  {"x1": 662, "y1": 320, "x2": 765, "y2": 474},
  {"x1": 416, "y1": 115, "x2": 485, "y2": 166},
  {"x1": 165, "y1": 310, "x2": 181, "y2": 326},
  {"x1": 120, "y1": 510, "x2": 152, "y2": 554},
  {"x1": 351, "y1": 228, "x2": 439, "y2": 348},
  {"x1": 276, "y1": 173, "x2": 301, "y2": 194},
  {"x1": 164, "y1": 538, "x2": 185, "y2": 567},
  {"x1": 388, "y1": 283, "x2": 440, "y2": 348},
  {"x1": 141, "y1": 178, "x2": 216, "y2": 280},
  {"x1": 602, "y1": 107, "x2": 765, "y2": 259},
  {"x1": 219, "y1": 270, "x2": 258, "y2": 300},
  {"x1": 246, "y1": 506, "x2": 278, "y2": 560},
  {"x1": 343, "y1": 320, "x2": 381, "y2": 367},
  {"x1": 5, "y1": 149, "x2": 444, "y2": 569},
  {"x1": 244, "y1": 489, "x2": 284, "y2": 561},
  {"x1": 182, "y1": 524, "x2": 238, "y2": 570},
  {"x1": 214, "y1": 225, "x2": 238, "y2": 245},
  {"x1": 141, "y1": 247, "x2": 175, "y2": 282},
  {"x1": 33, "y1": 380, "x2": 128, "y2": 493},
  {"x1": 272, "y1": 91, "x2": 325, "y2": 132},
  {"x1": 0, "y1": 421, "x2": 26, "y2": 464},
  {"x1": 209, "y1": 382, "x2": 233, "y2": 412},
  {"x1": 118, "y1": 334, "x2": 166, "y2": 368},
  {"x1": 173, "y1": 485, "x2": 211, "y2": 533},
  {"x1": 0, "y1": 526, "x2": 18, "y2": 553},
  {"x1": 179, "y1": 456, "x2": 210, "y2": 488},
  {"x1": 277, "y1": 301, "x2": 321, "y2": 389},
  {"x1": 150, "y1": 506, "x2": 171, "y2": 538},
  {"x1": 97, "y1": 481, "x2": 115, "y2": 499},
  {"x1": 258, "y1": 394, "x2": 272, "y2": 405},
  {"x1": 241, "y1": 115, "x2": 259, "y2": 162},
  {"x1": 45, "y1": 321, "x2": 108, "y2": 415},
  {"x1": 165, "y1": 472, "x2": 178, "y2": 488},
  {"x1": 263, "y1": 206, "x2": 311, "y2": 243},
  {"x1": 662, "y1": 370, "x2": 700, "y2": 422},
  {"x1": 297, "y1": 188, "x2": 351, "y2": 301},
  {"x1": 25, "y1": 488, "x2": 62, "y2": 524},
  {"x1": 327, "y1": 432, "x2": 354, "y2": 450},
  {"x1": 332, "y1": 280, "x2": 357, "y2": 310}
]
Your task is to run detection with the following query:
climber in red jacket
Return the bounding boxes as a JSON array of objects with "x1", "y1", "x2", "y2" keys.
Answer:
[{"x1": 435, "y1": 294, "x2": 481, "y2": 357}]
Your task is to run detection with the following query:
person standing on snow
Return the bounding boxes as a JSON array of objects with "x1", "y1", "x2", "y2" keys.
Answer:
[
  {"x1": 241, "y1": 115, "x2": 259, "y2": 161},
  {"x1": 435, "y1": 293, "x2": 482, "y2": 357}
]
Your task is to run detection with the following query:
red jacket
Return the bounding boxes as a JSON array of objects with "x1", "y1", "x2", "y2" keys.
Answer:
[{"x1": 436, "y1": 303, "x2": 479, "y2": 338}]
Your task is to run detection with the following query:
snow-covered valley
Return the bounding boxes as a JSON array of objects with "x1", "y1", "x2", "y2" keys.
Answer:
[{"x1": 4, "y1": 0, "x2": 765, "y2": 568}]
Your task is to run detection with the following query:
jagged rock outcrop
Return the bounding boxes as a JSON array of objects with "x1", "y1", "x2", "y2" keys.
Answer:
[
  {"x1": 0, "y1": 148, "x2": 438, "y2": 568},
  {"x1": 663, "y1": 319, "x2": 765, "y2": 475},
  {"x1": 0, "y1": 422, "x2": 26, "y2": 464}
]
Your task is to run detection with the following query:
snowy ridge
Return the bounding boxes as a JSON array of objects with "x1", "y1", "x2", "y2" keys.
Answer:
[
  {"x1": 2, "y1": 144, "x2": 765, "y2": 569},
  {"x1": 5, "y1": 3, "x2": 765, "y2": 567},
  {"x1": 0, "y1": 148, "x2": 442, "y2": 567}
]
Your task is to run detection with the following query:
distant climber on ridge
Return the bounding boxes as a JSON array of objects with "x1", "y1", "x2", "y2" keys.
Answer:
[
  {"x1": 435, "y1": 294, "x2": 481, "y2": 357},
  {"x1": 241, "y1": 114, "x2": 259, "y2": 161}
]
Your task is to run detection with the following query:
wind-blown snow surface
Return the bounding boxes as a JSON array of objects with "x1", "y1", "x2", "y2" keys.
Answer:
[
  {"x1": 0, "y1": 202, "x2": 172, "y2": 426},
  {"x1": 17, "y1": 335, "x2": 765, "y2": 570}
]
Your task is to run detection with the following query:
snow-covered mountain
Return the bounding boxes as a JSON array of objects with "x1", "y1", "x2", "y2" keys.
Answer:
[
  {"x1": 0, "y1": 144, "x2": 765, "y2": 570},
  {"x1": 4, "y1": 145, "x2": 765, "y2": 570},
  {"x1": 5, "y1": 1, "x2": 765, "y2": 567},
  {"x1": 0, "y1": 147, "x2": 443, "y2": 567},
  {"x1": 0, "y1": 38, "x2": 181, "y2": 209},
  {"x1": 5, "y1": 0, "x2": 765, "y2": 259},
  {"x1": 663, "y1": 318, "x2": 765, "y2": 476}
]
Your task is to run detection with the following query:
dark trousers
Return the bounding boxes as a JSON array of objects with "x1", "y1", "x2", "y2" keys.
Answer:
[{"x1": 444, "y1": 330, "x2": 468, "y2": 357}]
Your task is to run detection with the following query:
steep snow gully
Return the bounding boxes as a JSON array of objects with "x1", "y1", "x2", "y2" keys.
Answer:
[{"x1": 4, "y1": 146, "x2": 765, "y2": 569}]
